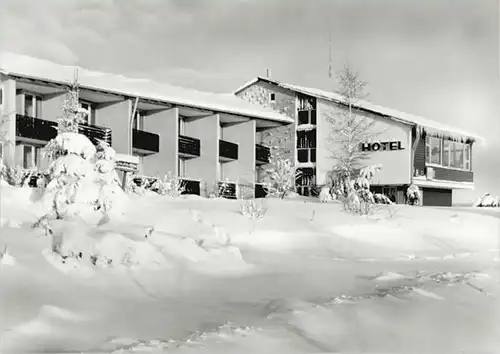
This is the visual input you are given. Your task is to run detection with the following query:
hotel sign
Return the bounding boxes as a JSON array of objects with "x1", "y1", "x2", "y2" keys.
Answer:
[{"x1": 360, "y1": 141, "x2": 404, "y2": 152}]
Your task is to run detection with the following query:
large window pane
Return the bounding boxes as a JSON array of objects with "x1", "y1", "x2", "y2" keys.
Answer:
[
  {"x1": 79, "y1": 102, "x2": 90, "y2": 124},
  {"x1": 24, "y1": 95, "x2": 33, "y2": 116},
  {"x1": 23, "y1": 145, "x2": 33, "y2": 169},
  {"x1": 442, "y1": 140, "x2": 451, "y2": 167},
  {"x1": 297, "y1": 149, "x2": 309, "y2": 163},
  {"x1": 35, "y1": 96, "x2": 42, "y2": 118},
  {"x1": 464, "y1": 144, "x2": 471, "y2": 170},
  {"x1": 451, "y1": 142, "x2": 464, "y2": 169},
  {"x1": 427, "y1": 137, "x2": 441, "y2": 164}
]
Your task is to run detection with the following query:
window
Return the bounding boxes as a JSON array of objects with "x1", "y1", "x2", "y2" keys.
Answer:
[
  {"x1": 179, "y1": 117, "x2": 186, "y2": 135},
  {"x1": 297, "y1": 130, "x2": 317, "y2": 149},
  {"x1": 22, "y1": 145, "x2": 40, "y2": 169},
  {"x1": 24, "y1": 94, "x2": 34, "y2": 116},
  {"x1": 426, "y1": 135, "x2": 471, "y2": 171},
  {"x1": 79, "y1": 101, "x2": 92, "y2": 124},
  {"x1": 23, "y1": 94, "x2": 42, "y2": 118},
  {"x1": 0, "y1": 87, "x2": 3, "y2": 106},
  {"x1": 269, "y1": 93, "x2": 276, "y2": 102},
  {"x1": 464, "y1": 144, "x2": 471, "y2": 170},
  {"x1": 297, "y1": 148, "x2": 316, "y2": 163},
  {"x1": 450, "y1": 142, "x2": 464, "y2": 169},
  {"x1": 425, "y1": 136, "x2": 441, "y2": 165},
  {"x1": 442, "y1": 140, "x2": 451, "y2": 167},
  {"x1": 133, "y1": 110, "x2": 144, "y2": 130}
]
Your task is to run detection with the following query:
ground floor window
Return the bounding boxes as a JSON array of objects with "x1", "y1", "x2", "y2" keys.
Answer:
[
  {"x1": 19, "y1": 144, "x2": 41, "y2": 169},
  {"x1": 296, "y1": 167, "x2": 315, "y2": 196}
]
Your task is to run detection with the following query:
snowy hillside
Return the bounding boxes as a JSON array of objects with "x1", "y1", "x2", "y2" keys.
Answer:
[{"x1": 1, "y1": 184, "x2": 499, "y2": 353}]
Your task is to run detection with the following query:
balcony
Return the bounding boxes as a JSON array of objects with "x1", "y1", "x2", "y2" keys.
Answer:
[
  {"x1": 78, "y1": 123, "x2": 112, "y2": 147},
  {"x1": 255, "y1": 183, "x2": 268, "y2": 199},
  {"x1": 219, "y1": 139, "x2": 238, "y2": 162},
  {"x1": 15, "y1": 115, "x2": 112, "y2": 146},
  {"x1": 255, "y1": 144, "x2": 271, "y2": 165},
  {"x1": 218, "y1": 181, "x2": 237, "y2": 199},
  {"x1": 178, "y1": 135, "x2": 201, "y2": 158},
  {"x1": 133, "y1": 129, "x2": 159, "y2": 154},
  {"x1": 16, "y1": 114, "x2": 58, "y2": 142},
  {"x1": 180, "y1": 178, "x2": 201, "y2": 196}
]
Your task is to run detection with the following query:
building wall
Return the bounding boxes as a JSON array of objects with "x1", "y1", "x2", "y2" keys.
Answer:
[
  {"x1": 413, "y1": 134, "x2": 426, "y2": 177},
  {"x1": 142, "y1": 107, "x2": 178, "y2": 177},
  {"x1": 0, "y1": 75, "x2": 17, "y2": 165},
  {"x1": 41, "y1": 92, "x2": 65, "y2": 122},
  {"x1": 184, "y1": 114, "x2": 220, "y2": 195},
  {"x1": 15, "y1": 91, "x2": 23, "y2": 115},
  {"x1": 95, "y1": 99, "x2": 132, "y2": 154},
  {"x1": 316, "y1": 98, "x2": 412, "y2": 186},
  {"x1": 236, "y1": 81, "x2": 296, "y2": 165},
  {"x1": 221, "y1": 120, "x2": 256, "y2": 198}
]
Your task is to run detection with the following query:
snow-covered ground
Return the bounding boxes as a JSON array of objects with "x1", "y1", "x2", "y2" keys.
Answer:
[{"x1": 1, "y1": 184, "x2": 499, "y2": 353}]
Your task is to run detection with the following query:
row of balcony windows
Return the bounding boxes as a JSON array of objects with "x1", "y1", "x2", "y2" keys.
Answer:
[{"x1": 14, "y1": 114, "x2": 271, "y2": 164}]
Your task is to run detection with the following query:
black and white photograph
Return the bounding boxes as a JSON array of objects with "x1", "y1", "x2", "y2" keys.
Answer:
[{"x1": 0, "y1": 0, "x2": 499, "y2": 353}]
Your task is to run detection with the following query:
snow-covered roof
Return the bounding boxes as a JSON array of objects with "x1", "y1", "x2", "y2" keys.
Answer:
[
  {"x1": 234, "y1": 77, "x2": 484, "y2": 143},
  {"x1": 0, "y1": 53, "x2": 293, "y2": 125}
]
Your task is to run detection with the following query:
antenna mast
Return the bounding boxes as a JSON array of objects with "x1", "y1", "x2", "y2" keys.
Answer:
[{"x1": 328, "y1": 27, "x2": 333, "y2": 81}]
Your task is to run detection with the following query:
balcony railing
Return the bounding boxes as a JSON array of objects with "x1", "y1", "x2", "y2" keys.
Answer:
[
  {"x1": 255, "y1": 183, "x2": 268, "y2": 199},
  {"x1": 15, "y1": 114, "x2": 112, "y2": 147},
  {"x1": 133, "y1": 129, "x2": 159, "y2": 153},
  {"x1": 255, "y1": 144, "x2": 271, "y2": 164},
  {"x1": 16, "y1": 114, "x2": 58, "y2": 142},
  {"x1": 78, "y1": 123, "x2": 112, "y2": 147},
  {"x1": 218, "y1": 181, "x2": 237, "y2": 199},
  {"x1": 180, "y1": 178, "x2": 201, "y2": 196},
  {"x1": 178, "y1": 135, "x2": 201, "y2": 157},
  {"x1": 219, "y1": 139, "x2": 238, "y2": 161}
]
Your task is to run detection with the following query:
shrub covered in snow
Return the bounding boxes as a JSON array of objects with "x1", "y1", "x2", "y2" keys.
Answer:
[
  {"x1": 473, "y1": 193, "x2": 499, "y2": 208},
  {"x1": 406, "y1": 184, "x2": 421, "y2": 206},
  {"x1": 263, "y1": 155, "x2": 301, "y2": 199},
  {"x1": 319, "y1": 185, "x2": 333, "y2": 203},
  {"x1": 240, "y1": 199, "x2": 267, "y2": 219},
  {"x1": 373, "y1": 193, "x2": 393, "y2": 205},
  {"x1": 332, "y1": 164, "x2": 392, "y2": 215},
  {"x1": 150, "y1": 172, "x2": 186, "y2": 197}
]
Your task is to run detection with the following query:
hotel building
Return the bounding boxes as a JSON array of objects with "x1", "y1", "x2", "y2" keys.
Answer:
[
  {"x1": 234, "y1": 76, "x2": 483, "y2": 207},
  {"x1": 0, "y1": 53, "x2": 292, "y2": 199}
]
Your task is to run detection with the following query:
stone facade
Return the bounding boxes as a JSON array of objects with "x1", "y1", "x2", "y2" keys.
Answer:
[{"x1": 236, "y1": 81, "x2": 297, "y2": 182}]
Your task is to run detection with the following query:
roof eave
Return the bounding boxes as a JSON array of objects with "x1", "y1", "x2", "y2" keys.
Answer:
[
  {"x1": 10, "y1": 72, "x2": 293, "y2": 125},
  {"x1": 271, "y1": 81, "x2": 484, "y2": 144}
]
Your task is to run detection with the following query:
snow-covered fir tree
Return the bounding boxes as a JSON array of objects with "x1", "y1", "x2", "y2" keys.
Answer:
[
  {"x1": 261, "y1": 128, "x2": 301, "y2": 199},
  {"x1": 39, "y1": 80, "x2": 127, "y2": 221}
]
